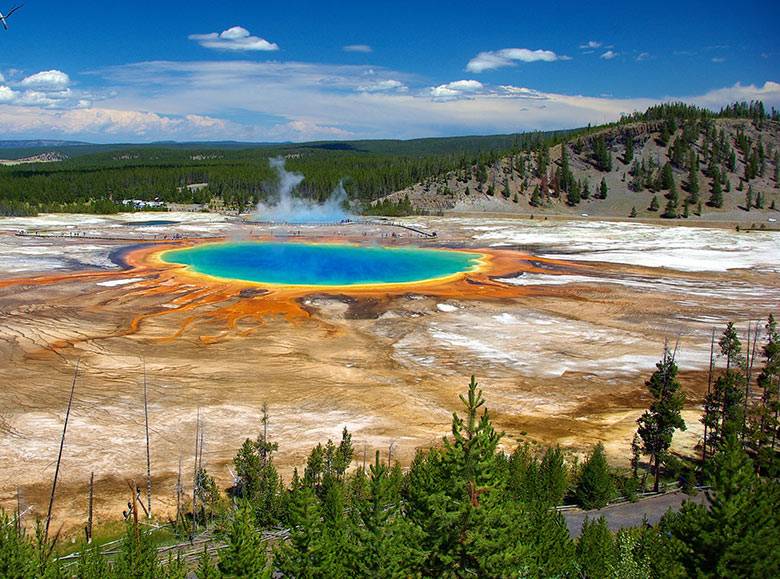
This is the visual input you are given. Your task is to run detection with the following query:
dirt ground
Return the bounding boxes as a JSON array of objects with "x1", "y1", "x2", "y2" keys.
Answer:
[{"x1": 0, "y1": 214, "x2": 777, "y2": 536}]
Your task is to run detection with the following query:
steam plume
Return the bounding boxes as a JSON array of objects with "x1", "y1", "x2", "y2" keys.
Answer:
[{"x1": 254, "y1": 157, "x2": 351, "y2": 223}]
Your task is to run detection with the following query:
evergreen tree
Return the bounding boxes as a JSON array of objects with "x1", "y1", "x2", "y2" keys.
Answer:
[
  {"x1": 708, "y1": 167, "x2": 724, "y2": 207},
  {"x1": 575, "y1": 443, "x2": 615, "y2": 509},
  {"x1": 703, "y1": 323, "x2": 746, "y2": 454},
  {"x1": 592, "y1": 136, "x2": 613, "y2": 172},
  {"x1": 538, "y1": 446, "x2": 569, "y2": 507},
  {"x1": 577, "y1": 516, "x2": 616, "y2": 577},
  {"x1": 630, "y1": 206, "x2": 637, "y2": 218},
  {"x1": 687, "y1": 151, "x2": 700, "y2": 194},
  {"x1": 659, "y1": 162, "x2": 674, "y2": 190},
  {"x1": 746, "y1": 185, "x2": 753, "y2": 211},
  {"x1": 113, "y1": 521, "x2": 162, "y2": 579},
  {"x1": 274, "y1": 486, "x2": 339, "y2": 577},
  {"x1": 599, "y1": 177, "x2": 608, "y2": 199},
  {"x1": 76, "y1": 542, "x2": 111, "y2": 578},
  {"x1": 195, "y1": 546, "x2": 220, "y2": 579},
  {"x1": 636, "y1": 347, "x2": 687, "y2": 491},
  {"x1": 753, "y1": 315, "x2": 780, "y2": 474},
  {"x1": 662, "y1": 180, "x2": 679, "y2": 218},
  {"x1": 0, "y1": 510, "x2": 37, "y2": 578},
  {"x1": 530, "y1": 184, "x2": 542, "y2": 207},
  {"x1": 219, "y1": 502, "x2": 269, "y2": 578},
  {"x1": 661, "y1": 438, "x2": 780, "y2": 576},
  {"x1": 648, "y1": 195, "x2": 660, "y2": 212},
  {"x1": 623, "y1": 134, "x2": 634, "y2": 164}
]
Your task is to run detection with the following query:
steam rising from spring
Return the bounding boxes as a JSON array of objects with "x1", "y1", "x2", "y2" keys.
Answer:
[{"x1": 253, "y1": 157, "x2": 351, "y2": 223}]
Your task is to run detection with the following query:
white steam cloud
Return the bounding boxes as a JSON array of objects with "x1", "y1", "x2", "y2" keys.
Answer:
[{"x1": 254, "y1": 157, "x2": 351, "y2": 223}]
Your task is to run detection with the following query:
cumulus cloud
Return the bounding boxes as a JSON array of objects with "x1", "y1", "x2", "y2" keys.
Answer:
[
  {"x1": 466, "y1": 48, "x2": 565, "y2": 72},
  {"x1": 430, "y1": 79, "x2": 484, "y2": 98},
  {"x1": 20, "y1": 69, "x2": 71, "y2": 90},
  {"x1": 0, "y1": 105, "x2": 233, "y2": 138},
  {"x1": 580, "y1": 40, "x2": 602, "y2": 49},
  {"x1": 601, "y1": 50, "x2": 618, "y2": 60},
  {"x1": 0, "y1": 85, "x2": 16, "y2": 103},
  {"x1": 5, "y1": 58, "x2": 780, "y2": 142},
  {"x1": 499, "y1": 85, "x2": 547, "y2": 100},
  {"x1": 189, "y1": 26, "x2": 279, "y2": 51},
  {"x1": 636, "y1": 52, "x2": 651, "y2": 62},
  {"x1": 343, "y1": 44, "x2": 372, "y2": 53},
  {"x1": 357, "y1": 79, "x2": 407, "y2": 92}
]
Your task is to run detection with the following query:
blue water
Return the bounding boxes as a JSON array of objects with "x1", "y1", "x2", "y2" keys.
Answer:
[
  {"x1": 126, "y1": 220, "x2": 180, "y2": 227},
  {"x1": 161, "y1": 242, "x2": 482, "y2": 286}
]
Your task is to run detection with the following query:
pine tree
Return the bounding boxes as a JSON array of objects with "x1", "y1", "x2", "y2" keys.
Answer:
[
  {"x1": 538, "y1": 446, "x2": 568, "y2": 506},
  {"x1": 624, "y1": 134, "x2": 634, "y2": 164},
  {"x1": 76, "y1": 542, "x2": 111, "y2": 578},
  {"x1": 753, "y1": 315, "x2": 780, "y2": 473},
  {"x1": 687, "y1": 151, "x2": 700, "y2": 194},
  {"x1": 113, "y1": 521, "x2": 163, "y2": 578},
  {"x1": 195, "y1": 546, "x2": 220, "y2": 579},
  {"x1": 660, "y1": 162, "x2": 674, "y2": 190},
  {"x1": 530, "y1": 184, "x2": 542, "y2": 207},
  {"x1": 709, "y1": 167, "x2": 724, "y2": 207},
  {"x1": 219, "y1": 502, "x2": 269, "y2": 578},
  {"x1": 575, "y1": 443, "x2": 615, "y2": 509},
  {"x1": 649, "y1": 195, "x2": 660, "y2": 212},
  {"x1": 599, "y1": 177, "x2": 608, "y2": 199},
  {"x1": 662, "y1": 180, "x2": 679, "y2": 218},
  {"x1": 660, "y1": 438, "x2": 780, "y2": 576},
  {"x1": 630, "y1": 206, "x2": 637, "y2": 218},
  {"x1": 745, "y1": 185, "x2": 753, "y2": 211},
  {"x1": 577, "y1": 516, "x2": 616, "y2": 577},
  {"x1": 636, "y1": 347, "x2": 687, "y2": 491}
]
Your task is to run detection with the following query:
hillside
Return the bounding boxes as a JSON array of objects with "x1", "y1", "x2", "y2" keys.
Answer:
[{"x1": 378, "y1": 115, "x2": 780, "y2": 223}]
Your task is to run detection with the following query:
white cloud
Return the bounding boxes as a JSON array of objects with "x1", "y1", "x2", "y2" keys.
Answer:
[
  {"x1": 0, "y1": 72, "x2": 4, "y2": 83},
  {"x1": 0, "y1": 105, "x2": 233, "y2": 138},
  {"x1": 636, "y1": 52, "x2": 651, "y2": 62},
  {"x1": 430, "y1": 79, "x2": 484, "y2": 98},
  {"x1": 580, "y1": 40, "x2": 602, "y2": 49},
  {"x1": 499, "y1": 85, "x2": 547, "y2": 100},
  {"x1": 189, "y1": 26, "x2": 279, "y2": 52},
  {"x1": 5, "y1": 59, "x2": 780, "y2": 142},
  {"x1": 343, "y1": 44, "x2": 372, "y2": 53},
  {"x1": 281, "y1": 119, "x2": 353, "y2": 139},
  {"x1": 712, "y1": 57, "x2": 725, "y2": 63},
  {"x1": 466, "y1": 48, "x2": 565, "y2": 72},
  {"x1": 19, "y1": 69, "x2": 71, "y2": 90},
  {"x1": 601, "y1": 50, "x2": 618, "y2": 60},
  {"x1": 0, "y1": 86, "x2": 16, "y2": 103},
  {"x1": 357, "y1": 79, "x2": 407, "y2": 92}
]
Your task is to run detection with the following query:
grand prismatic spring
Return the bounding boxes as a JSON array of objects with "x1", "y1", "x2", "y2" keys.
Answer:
[
  {"x1": 160, "y1": 242, "x2": 485, "y2": 287},
  {"x1": 0, "y1": 213, "x2": 779, "y2": 533}
]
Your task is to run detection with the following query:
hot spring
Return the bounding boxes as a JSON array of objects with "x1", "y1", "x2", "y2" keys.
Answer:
[{"x1": 161, "y1": 242, "x2": 484, "y2": 286}]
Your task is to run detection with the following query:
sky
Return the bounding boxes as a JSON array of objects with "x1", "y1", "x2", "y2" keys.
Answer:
[{"x1": 0, "y1": 0, "x2": 778, "y2": 142}]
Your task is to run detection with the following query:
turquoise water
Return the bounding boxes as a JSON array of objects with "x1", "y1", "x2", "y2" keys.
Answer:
[{"x1": 161, "y1": 242, "x2": 482, "y2": 286}]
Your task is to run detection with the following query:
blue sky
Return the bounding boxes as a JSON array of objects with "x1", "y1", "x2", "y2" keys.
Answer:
[{"x1": 0, "y1": 0, "x2": 778, "y2": 141}]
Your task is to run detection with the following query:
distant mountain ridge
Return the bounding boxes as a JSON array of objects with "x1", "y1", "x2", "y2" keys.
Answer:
[{"x1": 0, "y1": 140, "x2": 90, "y2": 149}]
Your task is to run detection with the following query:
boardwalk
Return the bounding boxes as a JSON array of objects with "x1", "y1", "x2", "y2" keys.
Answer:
[{"x1": 563, "y1": 490, "x2": 709, "y2": 536}]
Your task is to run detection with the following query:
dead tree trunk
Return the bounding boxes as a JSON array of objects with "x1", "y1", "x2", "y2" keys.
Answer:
[
  {"x1": 143, "y1": 360, "x2": 152, "y2": 519},
  {"x1": 85, "y1": 472, "x2": 94, "y2": 544},
  {"x1": 45, "y1": 358, "x2": 80, "y2": 542}
]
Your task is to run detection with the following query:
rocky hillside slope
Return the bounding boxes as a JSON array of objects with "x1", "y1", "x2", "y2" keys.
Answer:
[{"x1": 378, "y1": 117, "x2": 780, "y2": 223}]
